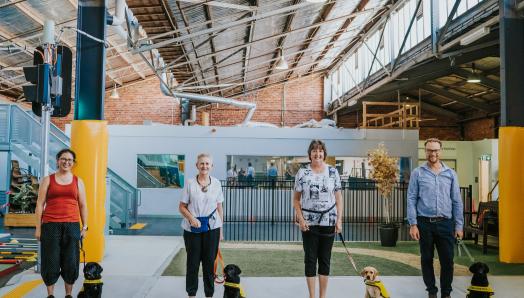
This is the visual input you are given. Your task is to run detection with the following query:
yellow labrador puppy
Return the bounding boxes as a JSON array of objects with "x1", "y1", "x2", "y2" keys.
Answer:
[{"x1": 361, "y1": 266, "x2": 390, "y2": 298}]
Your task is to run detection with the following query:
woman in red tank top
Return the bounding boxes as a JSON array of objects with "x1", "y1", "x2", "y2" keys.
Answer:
[{"x1": 35, "y1": 149, "x2": 88, "y2": 298}]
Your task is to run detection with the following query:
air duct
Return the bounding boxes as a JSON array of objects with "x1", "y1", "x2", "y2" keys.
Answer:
[
  {"x1": 184, "y1": 105, "x2": 197, "y2": 126},
  {"x1": 170, "y1": 90, "x2": 256, "y2": 126}
]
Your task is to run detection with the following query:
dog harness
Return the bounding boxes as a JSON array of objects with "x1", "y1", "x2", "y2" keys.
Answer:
[
  {"x1": 467, "y1": 285, "x2": 494, "y2": 296},
  {"x1": 301, "y1": 203, "x2": 336, "y2": 224},
  {"x1": 82, "y1": 279, "x2": 103, "y2": 284},
  {"x1": 365, "y1": 280, "x2": 390, "y2": 298},
  {"x1": 224, "y1": 281, "x2": 246, "y2": 298}
]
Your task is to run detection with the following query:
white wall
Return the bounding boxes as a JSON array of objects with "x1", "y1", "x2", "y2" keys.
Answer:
[{"x1": 107, "y1": 125, "x2": 419, "y2": 216}]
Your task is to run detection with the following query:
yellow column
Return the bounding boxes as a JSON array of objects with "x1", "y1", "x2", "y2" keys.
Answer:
[
  {"x1": 70, "y1": 120, "x2": 108, "y2": 262},
  {"x1": 499, "y1": 127, "x2": 524, "y2": 263}
]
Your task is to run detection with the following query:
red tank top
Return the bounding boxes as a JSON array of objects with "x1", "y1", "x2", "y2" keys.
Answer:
[{"x1": 42, "y1": 174, "x2": 80, "y2": 223}]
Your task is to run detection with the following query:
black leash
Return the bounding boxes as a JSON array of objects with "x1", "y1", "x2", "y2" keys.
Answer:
[
  {"x1": 80, "y1": 237, "x2": 86, "y2": 270},
  {"x1": 338, "y1": 233, "x2": 359, "y2": 273}
]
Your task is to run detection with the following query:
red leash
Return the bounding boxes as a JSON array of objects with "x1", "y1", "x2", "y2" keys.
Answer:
[{"x1": 213, "y1": 248, "x2": 225, "y2": 284}]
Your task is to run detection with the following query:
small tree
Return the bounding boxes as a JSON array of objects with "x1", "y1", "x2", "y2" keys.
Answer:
[{"x1": 368, "y1": 143, "x2": 399, "y2": 225}]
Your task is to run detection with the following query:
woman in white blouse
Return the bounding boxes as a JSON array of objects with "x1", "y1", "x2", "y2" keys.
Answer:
[
  {"x1": 293, "y1": 140, "x2": 343, "y2": 298},
  {"x1": 179, "y1": 153, "x2": 224, "y2": 298}
]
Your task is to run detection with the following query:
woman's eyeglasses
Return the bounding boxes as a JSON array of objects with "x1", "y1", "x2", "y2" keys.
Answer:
[{"x1": 59, "y1": 158, "x2": 75, "y2": 163}]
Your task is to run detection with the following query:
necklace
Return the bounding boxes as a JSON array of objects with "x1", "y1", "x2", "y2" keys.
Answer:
[{"x1": 196, "y1": 175, "x2": 212, "y2": 193}]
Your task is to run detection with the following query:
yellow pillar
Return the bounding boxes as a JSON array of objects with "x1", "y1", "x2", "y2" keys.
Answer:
[
  {"x1": 70, "y1": 120, "x2": 108, "y2": 262},
  {"x1": 499, "y1": 127, "x2": 524, "y2": 263}
]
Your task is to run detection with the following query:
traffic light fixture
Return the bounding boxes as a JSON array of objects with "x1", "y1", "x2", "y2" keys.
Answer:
[{"x1": 22, "y1": 46, "x2": 73, "y2": 117}]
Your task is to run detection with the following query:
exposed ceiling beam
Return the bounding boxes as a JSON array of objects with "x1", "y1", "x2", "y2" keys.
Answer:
[
  {"x1": 283, "y1": 0, "x2": 336, "y2": 80},
  {"x1": 164, "y1": 9, "x2": 373, "y2": 72},
  {"x1": 203, "y1": 3, "x2": 222, "y2": 95},
  {"x1": 177, "y1": 0, "x2": 257, "y2": 11},
  {"x1": 0, "y1": 0, "x2": 26, "y2": 9},
  {"x1": 242, "y1": 0, "x2": 258, "y2": 93},
  {"x1": 14, "y1": 1, "x2": 75, "y2": 48},
  {"x1": 181, "y1": 34, "x2": 357, "y2": 89},
  {"x1": 452, "y1": 68, "x2": 500, "y2": 91},
  {"x1": 329, "y1": 45, "x2": 500, "y2": 115},
  {"x1": 263, "y1": 0, "x2": 300, "y2": 85},
  {"x1": 206, "y1": 55, "x2": 334, "y2": 96},
  {"x1": 307, "y1": 0, "x2": 377, "y2": 75},
  {"x1": 421, "y1": 84, "x2": 495, "y2": 112},
  {"x1": 133, "y1": 1, "x2": 333, "y2": 53},
  {"x1": 174, "y1": 0, "x2": 211, "y2": 90}
]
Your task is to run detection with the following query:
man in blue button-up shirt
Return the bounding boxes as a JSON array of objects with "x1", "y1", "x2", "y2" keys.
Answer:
[{"x1": 407, "y1": 138, "x2": 464, "y2": 298}]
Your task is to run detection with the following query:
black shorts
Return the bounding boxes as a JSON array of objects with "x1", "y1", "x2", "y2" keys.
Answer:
[
  {"x1": 302, "y1": 225, "x2": 336, "y2": 277},
  {"x1": 40, "y1": 222, "x2": 81, "y2": 286}
]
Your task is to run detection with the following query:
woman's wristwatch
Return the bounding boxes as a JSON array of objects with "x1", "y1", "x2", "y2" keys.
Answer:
[{"x1": 82, "y1": 225, "x2": 88, "y2": 231}]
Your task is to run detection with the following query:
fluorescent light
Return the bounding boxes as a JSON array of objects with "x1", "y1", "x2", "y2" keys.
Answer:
[
  {"x1": 275, "y1": 49, "x2": 288, "y2": 70},
  {"x1": 466, "y1": 63, "x2": 481, "y2": 83},
  {"x1": 460, "y1": 26, "x2": 490, "y2": 46},
  {"x1": 467, "y1": 76, "x2": 481, "y2": 83},
  {"x1": 110, "y1": 84, "x2": 120, "y2": 99}
]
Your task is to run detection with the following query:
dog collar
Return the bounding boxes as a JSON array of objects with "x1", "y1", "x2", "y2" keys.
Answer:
[
  {"x1": 83, "y1": 279, "x2": 103, "y2": 284},
  {"x1": 467, "y1": 285, "x2": 494, "y2": 293},
  {"x1": 224, "y1": 281, "x2": 246, "y2": 297},
  {"x1": 364, "y1": 280, "x2": 390, "y2": 298}
]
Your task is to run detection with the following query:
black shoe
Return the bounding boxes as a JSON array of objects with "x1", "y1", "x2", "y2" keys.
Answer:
[
  {"x1": 47, "y1": 296, "x2": 55, "y2": 298},
  {"x1": 428, "y1": 294, "x2": 437, "y2": 298},
  {"x1": 65, "y1": 295, "x2": 73, "y2": 298}
]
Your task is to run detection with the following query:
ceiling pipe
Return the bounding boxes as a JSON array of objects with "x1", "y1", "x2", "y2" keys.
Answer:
[
  {"x1": 170, "y1": 90, "x2": 256, "y2": 127},
  {"x1": 107, "y1": 0, "x2": 131, "y2": 40},
  {"x1": 157, "y1": 57, "x2": 256, "y2": 126}
]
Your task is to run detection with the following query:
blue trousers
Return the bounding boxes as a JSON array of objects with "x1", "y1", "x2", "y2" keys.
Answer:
[{"x1": 417, "y1": 217, "x2": 455, "y2": 297}]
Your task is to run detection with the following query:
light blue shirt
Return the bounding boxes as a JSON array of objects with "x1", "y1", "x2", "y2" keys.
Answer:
[
  {"x1": 407, "y1": 162, "x2": 464, "y2": 230},
  {"x1": 267, "y1": 166, "x2": 278, "y2": 177}
]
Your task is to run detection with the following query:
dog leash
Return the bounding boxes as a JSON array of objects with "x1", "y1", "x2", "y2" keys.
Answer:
[
  {"x1": 80, "y1": 237, "x2": 86, "y2": 270},
  {"x1": 214, "y1": 248, "x2": 225, "y2": 284},
  {"x1": 338, "y1": 233, "x2": 359, "y2": 273},
  {"x1": 456, "y1": 238, "x2": 474, "y2": 263}
]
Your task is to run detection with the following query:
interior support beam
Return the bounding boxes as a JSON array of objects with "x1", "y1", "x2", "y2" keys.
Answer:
[
  {"x1": 283, "y1": 1, "x2": 336, "y2": 80},
  {"x1": 421, "y1": 84, "x2": 495, "y2": 112}
]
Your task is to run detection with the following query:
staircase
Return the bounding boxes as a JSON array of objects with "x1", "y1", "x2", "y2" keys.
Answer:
[{"x1": 0, "y1": 104, "x2": 139, "y2": 231}]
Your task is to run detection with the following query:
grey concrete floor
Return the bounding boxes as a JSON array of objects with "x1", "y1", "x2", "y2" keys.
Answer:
[{"x1": 1, "y1": 236, "x2": 523, "y2": 298}]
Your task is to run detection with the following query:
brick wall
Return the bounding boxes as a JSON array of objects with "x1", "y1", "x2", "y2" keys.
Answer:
[
  {"x1": 419, "y1": 126, "x2": 462, "y2": 140},
  {"x1": 52, "y1": 79, "x2": 180, "y2": 130},
  {"x1": 463, "y1": 117, "x2": 496, "y2": 140},
  {"x1": 198, "y1": 76, "x2": 324, "y2": 126},
  {"x1": 44, "y1": 75, "x2": 324, "y2": 129}
]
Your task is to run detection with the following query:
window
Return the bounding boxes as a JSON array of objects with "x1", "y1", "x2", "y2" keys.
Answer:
[{"x1": 137, "y1": 154, "x2": 185, "y2": 188}]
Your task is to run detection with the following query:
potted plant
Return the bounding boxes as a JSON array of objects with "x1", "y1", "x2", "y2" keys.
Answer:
[{"x1": 368, "y1": 143, "x2": 400, "y2": 247}]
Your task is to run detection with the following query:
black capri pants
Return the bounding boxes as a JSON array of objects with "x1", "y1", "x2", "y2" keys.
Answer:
[
  {"x1": 302, "y1": 225, "x2": 336, "y2": 277},
  {"x1": 40, "y1": 222, "x2": 81, "y2": 286}
]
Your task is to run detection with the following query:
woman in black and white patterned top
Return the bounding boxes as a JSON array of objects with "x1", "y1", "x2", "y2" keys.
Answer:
[{"x1": 293, "y1": 139, "x2": 343, "y2": 298}]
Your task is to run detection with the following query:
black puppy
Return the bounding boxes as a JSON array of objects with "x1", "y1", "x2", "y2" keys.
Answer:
[
  {"x1": 223, "y1": 264, "x2": 246, "y2": 298},
  {"x1": 77, "y1": 262, "x2": 103, "y2": 298},
  {"x1": 467, "y1": 262, "x2": 494, "y2": 298}
]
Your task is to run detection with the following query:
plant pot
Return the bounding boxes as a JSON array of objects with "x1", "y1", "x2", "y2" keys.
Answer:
[{"x1": 379, "y1": 224, "x2": 399, "y2": 247}]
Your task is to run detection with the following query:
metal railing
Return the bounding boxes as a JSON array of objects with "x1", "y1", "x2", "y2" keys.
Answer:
[
  {"x1": 222, "y1": 179, "x2": 472, "y2": 242},
  {"x1": 0, "y1": 104, "x2": 139, "y2": 230}
]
